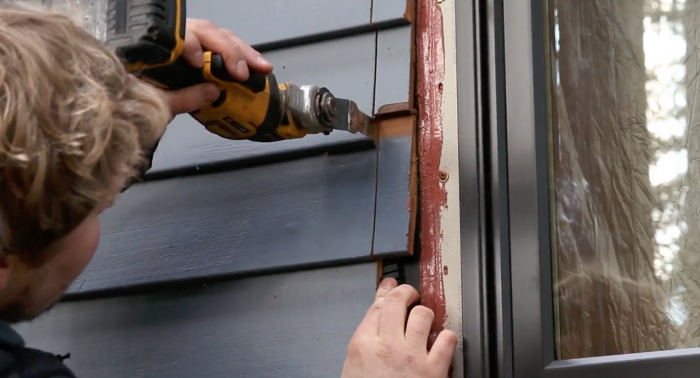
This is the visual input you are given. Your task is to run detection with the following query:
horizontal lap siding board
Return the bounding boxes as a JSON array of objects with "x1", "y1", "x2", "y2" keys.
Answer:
[
  {"x1": 68, "y1": 147, "x2": 377, "y2": 295},
  {"x1": 372, "y1": 0, "x2": 411, "y2": 23},
  {"x1": 17, "y1": 263, "x2": 377, "y2": 378},
  {"x1": 187, "y1": 0, "x2": 372, "y2": 48}
]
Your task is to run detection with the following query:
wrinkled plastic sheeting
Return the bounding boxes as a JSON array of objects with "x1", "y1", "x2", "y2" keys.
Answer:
[{"x1": 550, "y1": 0, "x2": 700, "y2": 360}]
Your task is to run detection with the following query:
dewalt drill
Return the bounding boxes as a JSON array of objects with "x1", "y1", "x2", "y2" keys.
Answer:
[{"x1": 104, "y1": 0, "x2": 374, "y2": 143}]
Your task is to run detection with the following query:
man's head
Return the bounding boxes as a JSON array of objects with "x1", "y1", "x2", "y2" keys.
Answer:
[{"x1": 0, "y1": 2, "x2": 171, "y2": 323}]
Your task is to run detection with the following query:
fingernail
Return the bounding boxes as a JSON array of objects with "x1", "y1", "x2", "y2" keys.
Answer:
[
  {"x1": 380, "y1": 277, "x2": 397, "y2": 289},
  {"x1": 237, "y1": 60, "x2": 248, "y2": 78}
]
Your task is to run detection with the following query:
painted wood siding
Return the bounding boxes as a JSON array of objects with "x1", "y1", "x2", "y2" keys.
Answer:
[
  {"x1": 18, "y1": 264, "x2": 378, "y2": 378},
  {"x1": 15, "y1": 1, "x2": 416, "y2": 377}
]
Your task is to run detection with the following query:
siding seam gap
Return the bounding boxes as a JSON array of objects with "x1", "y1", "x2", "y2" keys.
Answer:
[{"x1": 369, "y1": 27, "x2": 380, "y2": 258}]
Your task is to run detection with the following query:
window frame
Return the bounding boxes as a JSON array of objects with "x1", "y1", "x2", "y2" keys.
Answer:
[
  {"x1": 497, "y1": 0, "x2": 700, "y2": 377},
  {"x1": 454, "y1": 0, "x2": 491, "y2": 376}
]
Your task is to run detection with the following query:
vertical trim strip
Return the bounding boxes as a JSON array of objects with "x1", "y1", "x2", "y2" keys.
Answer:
[
  {"x1": 415, "y1": 0, "x2": 448, "y2": 343},
  {"x1": 415, "y1": 0, "x2": 464, "y2": 375}
]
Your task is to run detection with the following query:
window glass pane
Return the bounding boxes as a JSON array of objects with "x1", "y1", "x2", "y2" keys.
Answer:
[{"x1": 548, "y1": 0, "x2": 700, "y2": 360}]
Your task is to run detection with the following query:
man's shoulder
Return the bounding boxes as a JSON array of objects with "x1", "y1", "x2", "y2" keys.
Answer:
[
  {"x1": 0, "y1": 342, "x2": 76, "y2": 378},
  {"x1": 0, "y1": 321, "x2": 75, "y2": 378}
]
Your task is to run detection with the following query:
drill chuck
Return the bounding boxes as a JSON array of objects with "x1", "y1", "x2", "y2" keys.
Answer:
[
  {"x1": 281, "y1": 84, "x2": 341, "y2": 135},
  {"x1": 280, "y1": 83, "x2": 372, "y2": 136}
]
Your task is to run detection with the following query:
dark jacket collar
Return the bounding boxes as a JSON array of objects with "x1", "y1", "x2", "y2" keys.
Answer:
[{"x1": 0, "y1": 320, "x2": 25, "y2": 347}]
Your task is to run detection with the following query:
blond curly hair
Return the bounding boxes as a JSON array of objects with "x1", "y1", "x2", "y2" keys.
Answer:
[{"x1": 0, "y1": 1, "x2": 171, "y2": 260}]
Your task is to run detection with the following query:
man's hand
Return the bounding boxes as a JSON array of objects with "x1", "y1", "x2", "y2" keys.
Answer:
[
  {"x1": 162, "y1": 18, "x2": 274, "y2": 117},
  {"x1": 341, "y1": 278, "x2": 458, "y2": 378}
]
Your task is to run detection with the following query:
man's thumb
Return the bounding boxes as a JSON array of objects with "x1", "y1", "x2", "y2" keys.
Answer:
[{"x1": 165, "y1": 83, "x2": 220, "y2": 116}]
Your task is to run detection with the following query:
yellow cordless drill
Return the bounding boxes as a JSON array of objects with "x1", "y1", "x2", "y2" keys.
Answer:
[{"x1": 105, "y1": 0, "x2": 374, "y2": 143}]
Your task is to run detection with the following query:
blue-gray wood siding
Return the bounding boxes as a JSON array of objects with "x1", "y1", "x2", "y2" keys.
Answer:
[
  {"x1": 17, "y1": 263, "x2": 376, "y2": 378},
  {"x1": 16, "y1": 1, "x2": 416, "y2": 377},
  {"x1": 69, "y1": 147, "x2": 378, "y2": 294}
]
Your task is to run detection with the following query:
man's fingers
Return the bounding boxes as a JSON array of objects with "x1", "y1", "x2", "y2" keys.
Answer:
[
  {"x1": 224, "y1": 32, "x2": 273, "y2": 74},
  {"x1": 404, "y1": 305, "x2": 434, "y2": 349},
  {"x1": 378, "y1": 284, "x2": 420, "y2": 339},
  {"x1": 164, "y1": 83, "x2": 220, "y2": 116},
  {"x1": 427, "y1": 329, "x2": 458, "y2": 373},
  {"x1": 375, "y1": 277, "x2": 398, "y2": 301},
  {"x1": 181, "y1": 29, "x2": 204, "y2": 68},
  {"x1": 352, "y1": 278, "x2": 398, "y2": 337},
  {"x1": 183, "y1": 19, "x2": 273, "y2": 82},
  {"x1": 186, "y1": 19, "x2": 248, "y2": 80}
]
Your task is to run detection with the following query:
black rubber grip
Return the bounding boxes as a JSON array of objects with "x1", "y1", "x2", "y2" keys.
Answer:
[
  {"x1": 209, "y1": 55, "x2": 267, "y2": 93},
  {"x1": 141, "y1": 56, "x2": 206, "y2": 90},
  {"x1": 141, "y1": 54, "x2": 268, "y2": 93},
  {"x1": 246, "y1": 73, "x2": 285, "y2": 143}
]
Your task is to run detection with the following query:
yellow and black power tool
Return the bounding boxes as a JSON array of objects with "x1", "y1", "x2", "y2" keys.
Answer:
[{"x1": 104, "y1": 0, "x2": 374, "y2": 143}]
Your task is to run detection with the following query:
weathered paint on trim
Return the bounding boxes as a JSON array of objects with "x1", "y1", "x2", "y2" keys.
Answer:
[
  {"x1": 415, "y1": 0, "x2": 447, "y2": 343},
  {"x1": 415, "y1": 0, "x2": 464, "y2": 376}
]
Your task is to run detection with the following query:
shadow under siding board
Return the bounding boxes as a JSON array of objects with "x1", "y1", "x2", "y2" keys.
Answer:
[
  {"x1": 17, "y1": 263, "x2": 377, "y2": 378},
  {"x1": 148, "y1": 32, "x2": 376, "y2": 175},
  {"x1": 67, "y1": 149, "x2": 377, "y2": 295},
  {"x1": 371, "y1": 0, "x2": 413, "y2": 23},
  {"x1": 187, "y1": 0, "x2": 372, "y2": 48},
  {"x1": 371, "y1": 25, "x2": 415, "y2": 258}
]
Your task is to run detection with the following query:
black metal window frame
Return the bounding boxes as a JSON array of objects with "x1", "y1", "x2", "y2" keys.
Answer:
[
  {"x1": 456, "y1": 0, "x2": 510, "y2": 377},
  {"x1": 457, "y1": 0, "x2": 700, "y2": 377}
]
